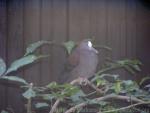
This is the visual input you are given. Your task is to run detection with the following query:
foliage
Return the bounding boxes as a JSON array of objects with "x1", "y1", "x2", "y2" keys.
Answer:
[
  {"x1": 35, "y1": 102, "x2": 49, "y2": 109},
  {"x1": 0, "y1": 40, "x2": 150, "y2": 113},
  {"x1": 1, "y1": 76, "x2": 28, "y2": 85},
  {"x1": 0, "y1": 41, "x2": 51, "y2": 113},
  {"x1": 1, "y1": 111, "x2": 8, "y2": 113},
  {"x1": 6, "y1": 55, "x2": 49, "y2": 75},
  {"x1": 63, "y1": 41, "x2": 76, "y2": 55},
  {"x1": 24, "y1": 40, "x2": 52, "y2": 56},
  {"x1": 0, "y1": 58, "x2": 6, "y2": 76}
]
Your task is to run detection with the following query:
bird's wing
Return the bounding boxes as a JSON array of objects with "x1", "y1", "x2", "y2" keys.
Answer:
[
  {"x1": 68, "y1": 48, "x2": 80, "y2": 68},
  {"x1": 59, "y1": 48, "x2": 80, "y2": 83}
]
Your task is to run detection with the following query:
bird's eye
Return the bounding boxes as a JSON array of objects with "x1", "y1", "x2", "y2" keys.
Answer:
[{"x1": 88, "y1": 41, "x2": 92, "y2": 48}]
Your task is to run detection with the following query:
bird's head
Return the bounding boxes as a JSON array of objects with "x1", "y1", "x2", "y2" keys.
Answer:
[{"x1": 78, "y1": 39, "x2": 98, "y2": 54}]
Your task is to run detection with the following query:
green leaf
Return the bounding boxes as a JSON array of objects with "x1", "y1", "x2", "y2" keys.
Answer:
[
  {"x1": 46, "y1": 82, "x2": 76, "y2": 90},
  {"x1": 123, "y1": 80, "x2": 134, "y2": 86},
  {"x1": 22, "y1": 88, "x2": 36, "y2": 99},
  {"x1": 46, "y1": 82, "x2": 58, "y2": 89},
  {"x1": 62, "y1": 86, "x2": 80, "y2": 97},
  {"x1": 88, "y1": 99, "x2": 108, "y2": 106},
  {"x1": 96, "y1": 78, "x2": 106, "y2": 87},
  {"x1": 61, "y1": 83, "x2": 77, "y2": 90},
  {"x1": 6, "y1": 54, "x2": 48, "y2": 74},
  {"x1": 131, "y1": 64, "x2": 141, "y2": 71},
  {"x1": 117, "y1": 59, "x2": 141, "y2": 66},
  {"x1": 1, "y1": 110, "x2": 9, "y2": 113},
  {"x1": 1, "y1": 76, "x2": 28, "y2": 85},
  {"x1": 114, "y1": 80, "x2": 122, "y2": 94},
  {"x1": 70, "y1": 90, "x2": 85, "y2": 104},
  {"x1": 98, "y1": 101, "x2": 108, "y2": 106},
  {"x1": 131, "y1": 59, "x2": 142, "y2": 65},
  {"x1": 139, "y1": 76, "x2": 150, "y2": 86},
  {"x1": 0, "y1": 58, "x2": 6, "y2": 76},
  {"x1": 123, "y1": 65, "x2": 135, "y2": 74},
  {"x1": 63, "y1": 41, "x2": 76, "y2": 54},
  {"x1": 117, "y1": 59, "x2": 142, "y2": 73},
  {"x1": 47, "y1": 85, "x2": 80, "y2": 99},
  {"x1": 122, "y1": 80, "x2": 139, "y2": 92},
  {"x1": 141, "y1": 111, "x2": 149, "y2": 113},
  {"x1": 40, "y1": 94, "x2": 55, "y2": 100},
  {"x1": 35, "y1": 102, "x2": 49, "y2": 109},
  {"x1": 94, "y1": 45, "x2": 112, "y2": 51},
  {"x1": 24, "y1": 41, "x2": 52, "y2": 56},
  {"x1": 50, "y1": 92, "x2": 66, "y2": 99}
]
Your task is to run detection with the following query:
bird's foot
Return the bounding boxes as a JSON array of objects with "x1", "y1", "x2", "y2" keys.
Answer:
[
  {"x1": 70, "y1": 77, "x2": 88, "y2": 85},
  {"x1": 78, "y1": 77, "x2": 88, "y2": 86}
]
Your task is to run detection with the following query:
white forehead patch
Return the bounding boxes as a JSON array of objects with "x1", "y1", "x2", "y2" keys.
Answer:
[{"x1": 88, "y1": 41, "x2": 92, "y2": 48}]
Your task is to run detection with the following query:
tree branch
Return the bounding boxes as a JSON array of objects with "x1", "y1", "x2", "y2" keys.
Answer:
[
  {"x1": 101, "y1": 101, "x2": 150, "y2": 113},
  {"x1": 49, "y1": 78, "x2": 81, "y2": 113},
  {"x1": 86, "y1": 79, "x2": 105, "y2": 94},
  {"x1": 64, "y1": 94, "x2": 145, "y2": 113},
  {"x1": 49, "y1": 99, "x2": 61, "y2": 113},
  {"x1": 49, "y1": 78, "x2": 145, "y2": 113}
]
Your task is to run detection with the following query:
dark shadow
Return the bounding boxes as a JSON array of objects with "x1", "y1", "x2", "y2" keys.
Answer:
[{"x1": 139, "y1": 0, "x2": 150, "y2": 9}]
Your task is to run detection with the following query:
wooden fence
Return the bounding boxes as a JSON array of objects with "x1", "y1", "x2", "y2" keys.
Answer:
[{"x1": 0, "y1": 0, "x2": 150, "y2": 112}]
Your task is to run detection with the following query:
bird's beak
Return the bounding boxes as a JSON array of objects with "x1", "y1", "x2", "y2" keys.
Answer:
[{"x1": 92, "y1": 47, "x2": 99, "y2": 54}]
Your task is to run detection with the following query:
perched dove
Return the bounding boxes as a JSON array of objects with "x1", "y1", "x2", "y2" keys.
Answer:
[{"x1": 60, "y1": 39, "x2": 98, "y2": 83}]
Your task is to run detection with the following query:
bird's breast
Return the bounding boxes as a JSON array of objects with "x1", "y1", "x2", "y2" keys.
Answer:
[{"x1": 71, "y1": 51, "x2": 98, "y2": 79}]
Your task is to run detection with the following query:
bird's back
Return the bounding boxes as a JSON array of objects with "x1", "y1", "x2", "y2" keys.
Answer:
[{"x1": 59, "y1": 39, "x2": 99, "y2": 84}]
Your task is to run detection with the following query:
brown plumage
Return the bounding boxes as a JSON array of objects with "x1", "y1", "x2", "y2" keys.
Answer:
[{"x1": 60, "y1": 39, "x2": 99, "y2": 83}]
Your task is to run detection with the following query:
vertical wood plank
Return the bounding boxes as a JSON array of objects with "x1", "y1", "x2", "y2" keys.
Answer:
[
  {"x1": 126, "y1": 0, "x2": 137, "y2": 59},
  {"x1": 69, "y1": 0, "x2": 90, "y2": 42},
  {"x1": 107, "y1": 0, "x2": 126, "y2": 78},
  {"x1": 107, "y1": 0, "x2": 126, "y2": 60},
  {"x1": 90, "y1": 0, "x2": 107, "y2": 68},
  {"x1": 6, "y1": 0, "x2": 24, "y2": 112},
  {"x1": 40, "y1": 0, "x2": 53, "y2": 85},
  {"x1": 1, "y1": 0, "x2": 150, "y2": 111},
  {"x1": 52, "y1": 0, "x2": 67, "y2": 82},
  {"x1": 119, "y1": 1, "x2": 126, "y2": 60},
  {"x1": 126, "y1": 0, "x2": 137, "y2": 80},
  {"x1": 136, "y1": 1, "x2": 150, "y2": 80},
  {"x1": 24, "y1": 0, "x2": 41, "y2": 85},
  {"x1": 0, "y1": 0, "x2": 7, "y2": 110}
]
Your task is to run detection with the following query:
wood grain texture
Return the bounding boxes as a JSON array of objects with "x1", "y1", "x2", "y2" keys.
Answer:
[
  {"x1": 40, "y1": 0, "x2": 53, "y2": 85},
  {"x1": 107, "y1": 0, "x2": 126, "y2": 60},
  {"x1": 90, "y1": 0, "x2": 107, "y2": 68},
  {"x1": 52, "y1": 0, "x2": 67, "y2": 82},
  {"x1": 6, "y1": 0, "x2": 24, "y2": 112},
  {"x1": 0, "y1": 0, "x2": 7, "y2": 110},
  {"x1": 126, "y1": 0, "x2": 137, "y2": 59},
  {"x1": 23, "y1": 0, "x2": 41, "y2": 85},
  {"x1": 107, "y1": 0, "x2": 127, "y2": 79},
  {"x1": 0, "y1": 0, "x2": 149, "y2": 112},
  {"x1": 69, "y1": 0, "x2": 90, "y2": 42},
  {"x1": 136, "y1": 0, "x2": 150, "y2": 81}
]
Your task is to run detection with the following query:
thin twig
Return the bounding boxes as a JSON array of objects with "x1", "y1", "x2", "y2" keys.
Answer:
[
  {"x1": 102, "y1": 101, "x2": 150, "y2": 113},
  {"x1": 86, "y1": 79, "x2": 105, "y2": 94},
  {"x1": 71, "y1": 78, "x2": 105, "y2": 94},
  {"x1": 27, "y1": 83, "x2": 33, "y2": 113},
  {"x1": 49, "y1": 99, "x2": 61, "y2": 113},
  {"x1": 27, "y1": 98, "x2": 32, "y2": 113},
  {"x1": 64, "y1": 94, "x2": 145, "y2": 113},
  {"x1": 65, "y1": 103, "x2": 87, "y2": 113},
  {"x1": 49, "y1": 78, "x2": 81, "y2": 113}
]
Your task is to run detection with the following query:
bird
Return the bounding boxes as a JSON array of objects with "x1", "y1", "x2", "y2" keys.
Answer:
[{"x1": 60, "y1": 39, "x2": 99, "y2": 84}]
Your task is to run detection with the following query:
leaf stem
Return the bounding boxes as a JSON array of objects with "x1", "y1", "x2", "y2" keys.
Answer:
[
  {"x1": 102, "y1": 101, "x2": 150, "y2": 113},
  {"x1": 27, "y1": 83, "x2": 33, "y2": 113}
]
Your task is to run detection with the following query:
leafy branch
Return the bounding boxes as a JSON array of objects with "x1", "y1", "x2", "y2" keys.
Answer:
[
  {"x1": 64, "y1": 94, "x2": 148, "y2": 113},
  {"x1": 0, "y1": 40, "x2": 149, "y2": 113}
]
